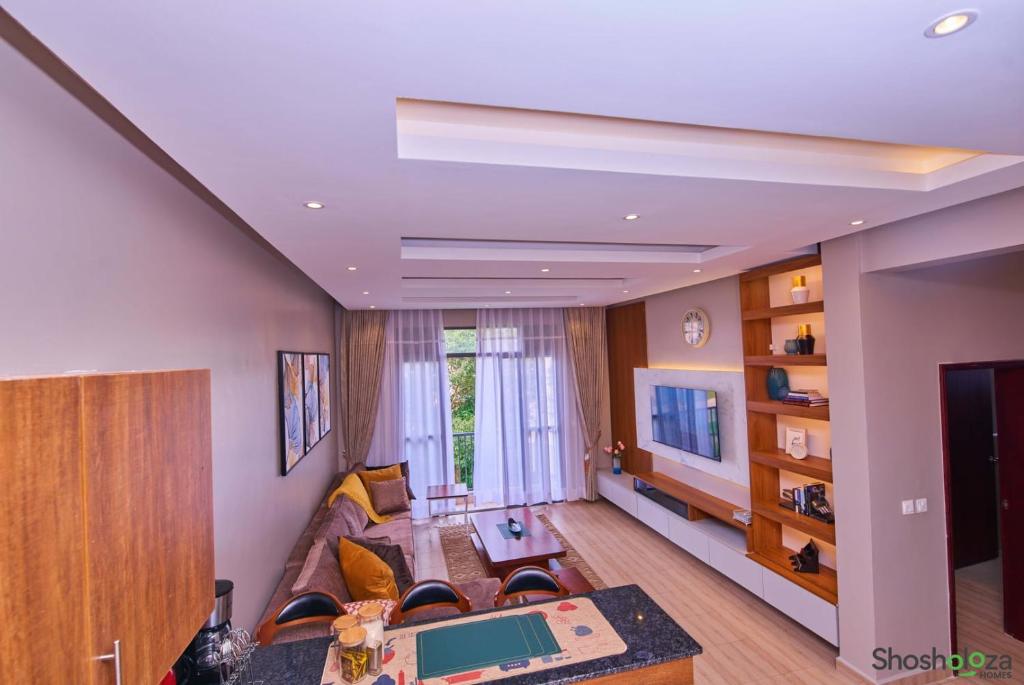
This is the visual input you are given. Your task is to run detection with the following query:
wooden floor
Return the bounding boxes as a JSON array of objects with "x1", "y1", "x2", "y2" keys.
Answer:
[
  {"x1": 955, "y1": 560, "x2": 1024, "y2": 684},
  {"x1": 414, "y1": 499, "x2": 862, "y2": 684}
]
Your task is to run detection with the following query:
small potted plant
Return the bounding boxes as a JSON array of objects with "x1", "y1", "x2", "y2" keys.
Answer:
[{"x1": 603, "y1": 440, "x2": 626, "y2": 474}]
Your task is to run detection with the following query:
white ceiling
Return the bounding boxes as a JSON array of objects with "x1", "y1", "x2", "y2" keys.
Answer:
[{"x1": 8, "y1": 1, "x2": 1024, "y2": 309}]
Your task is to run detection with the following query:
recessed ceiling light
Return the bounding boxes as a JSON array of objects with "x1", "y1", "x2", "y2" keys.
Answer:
[
  {"x1": 303, "y1": 201, "x2": 325, "y2": 210},
  {"x1": 346, "y1": 266, "x2": 358, "y2": 271},
  {"x1": 540, "y1": 268, "x2": 550, "y2": 273},
  {"x1": 369, "y1": 305, "x2": 376, "y2": 309},
  {"x1": 693, "y1": 269, "x2": 702, "y2": 273},
  {"x1": 925, "y1": 11, "x2": 977, "y2": 38},
  {"x1": 623, "y1": 214, "x2": 640, "y2": 221},
  {"x1": 362, "y1": 291, "x2": 370, "y2": 295},
  {"x1": 623, "y1": 290, "x2": 630, "y2": 294},
  {"x1": 850, "y1": 219, "x2": 865, "y2": 226},
  {"x1": 579, "y1": 303, "x2": 586, "y2": 306},
  {"x1": 505, "y1": 290, "x2": 512, "y2": 294}
]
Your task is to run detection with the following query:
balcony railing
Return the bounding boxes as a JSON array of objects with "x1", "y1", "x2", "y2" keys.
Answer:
[{"x1": 453, "y1": 431, "x2": 474, "y2": 488}]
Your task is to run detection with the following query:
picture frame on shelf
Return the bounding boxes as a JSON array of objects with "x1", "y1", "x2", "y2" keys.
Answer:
[{"x1": 784, "y1": 427, "x2": 807, "y2": 456}]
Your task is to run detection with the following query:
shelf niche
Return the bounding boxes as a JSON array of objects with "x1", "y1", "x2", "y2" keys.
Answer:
[{"x1": 739, "y1": 253, "x2": 839, "y2": 606}]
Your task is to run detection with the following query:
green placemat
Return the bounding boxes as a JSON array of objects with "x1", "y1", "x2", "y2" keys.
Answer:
[
  {"x1": 416, "y1": 613, "x2": 560, "y2": 679},
  {"x1": 497, "y1": 523, "x2": 532, "y2": 539}
]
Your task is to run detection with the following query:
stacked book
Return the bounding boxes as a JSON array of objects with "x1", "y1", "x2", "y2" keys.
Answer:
[
  {"x1": 732, "y1": 509, "x2": 752, "y2": 526},
  {"x1": 783, "y1": 389, "x2": 829, "y2": 407}
]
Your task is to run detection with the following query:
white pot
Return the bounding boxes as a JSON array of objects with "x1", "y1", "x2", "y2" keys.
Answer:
[{"x1": 790, "y1": 286, "x2": 810, "y2": 304}]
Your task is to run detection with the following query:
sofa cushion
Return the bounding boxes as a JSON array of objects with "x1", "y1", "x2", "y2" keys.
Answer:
[
  {"x1": 327, "y1": 473, "x2": 390, "y2": 524},
  {"x1": 339, "y1": 538, "x2": 399, "y2": 601},
  {"x1": 369, "y1": 477, "x2": 411, "y2": 515},
  {"x1": 338, "y1": 495, "x2": 369, "y2": 533},
  {"x1": 345, "y1": 536, "x2": 414, "y2": 594},
  {"x1": 290, "y1": 537, "x2": 352, "y2": 604},
  {"x1": 315, "y1": 499, "x2": 356, "y2": 542}
]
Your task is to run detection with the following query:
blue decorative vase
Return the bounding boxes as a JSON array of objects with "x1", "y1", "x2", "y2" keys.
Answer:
[
  {"x1": 767, "y1": 367, "x2": 790, "y2": 401},
  {"x1": 612, "y1": 456, "x2": 622, "y2": 475},
  {"x1": 784, "y1": 339, "x2": 799, "y2": 355}
]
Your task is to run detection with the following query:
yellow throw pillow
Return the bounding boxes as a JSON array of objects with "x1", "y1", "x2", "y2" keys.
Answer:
[
  {"x1": 356, "y1": 464, "x2": 403, "y2": 493},
  {"x1": 327, "y1": 473, "x2": 391, "y2": 524},
  {"x1": 339, "y1": 537, "x2": 399, "y2": 601}
]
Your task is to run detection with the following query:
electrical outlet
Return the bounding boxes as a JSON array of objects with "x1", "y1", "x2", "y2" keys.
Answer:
[
  {"x1": 915, "y1": 498, "x2": 928, "y2": 513},
  {"x1": 902, "y1": 500, "x2": 916, "y2": 515}
]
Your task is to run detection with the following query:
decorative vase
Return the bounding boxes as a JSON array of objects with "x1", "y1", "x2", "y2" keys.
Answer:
[
  {"x1": 766, "y1": 367, "x2": 790, "y2": 401},
  {"x1": 790, "y1": 275, "x2": 810, "y2": 304},
  {"x1": 612, "y1": 455, "x2": 622, "y2": 475},
  {"x1": 784, "y1": 339, "x2": 799, "y2": 355},
  {"x1": 796, "y1": 324, "x2": 816, "y2": 355}
]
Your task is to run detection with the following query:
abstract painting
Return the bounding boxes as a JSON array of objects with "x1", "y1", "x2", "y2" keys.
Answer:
[
  {"x1": 279, "y1": 351, "x2": 306, "y2": 475},
  {"x1": 303, "y1": 353, "x2": 321, "y2": 452},
  {"x1": 318, "y1": 354, "x2": 331, "y2": 438}
]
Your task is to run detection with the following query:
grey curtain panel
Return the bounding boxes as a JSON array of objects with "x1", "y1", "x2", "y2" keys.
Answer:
[
  {"x1": 337, "y1": 307, "x2": 389, "y2": 469},
  {"x1": 563, "y1": 306, "x2": 607, "y2": 501}
]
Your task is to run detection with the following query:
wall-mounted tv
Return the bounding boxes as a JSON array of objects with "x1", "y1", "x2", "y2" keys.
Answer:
[{"x1": 650, "y1": 385, "x2": 721, "y2": 461}]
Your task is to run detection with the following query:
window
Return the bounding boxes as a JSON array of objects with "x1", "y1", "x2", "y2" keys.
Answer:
[{"x1": 444, "y1": 328, "x2": 476, "y2": 487}]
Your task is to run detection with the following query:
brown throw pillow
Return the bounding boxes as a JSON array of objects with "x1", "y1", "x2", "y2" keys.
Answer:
[
  {"x1": 291, "y1": 537, "x2": 352, "y2": 604},
  {"x1": 344, "y1": 536, "x2": 415, "y2": 595},
  {"x1": 369, "y1": 477, "x2": 411, "y2": 515},
  {"x1": 337, "y1": 495, "x2": 369, "y2": 533},
  {"x1": 367, "y1": 461, "x2": 416, "y2": 500}
]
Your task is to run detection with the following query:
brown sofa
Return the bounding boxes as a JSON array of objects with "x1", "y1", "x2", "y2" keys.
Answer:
[{"x1": 256, "y1": 468, "x2": 499, "y2": 644}]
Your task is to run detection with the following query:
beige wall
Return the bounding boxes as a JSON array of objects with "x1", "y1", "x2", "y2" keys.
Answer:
[
  {"x1": 825, "y1": 200, "x2": 1024, "y2": 680},
  {"x1": 1, "y1": 36, "x2": 338, "y2": 630},
  {"x1": 645, "y1": 275, "x2": 744, "y2": 371}
]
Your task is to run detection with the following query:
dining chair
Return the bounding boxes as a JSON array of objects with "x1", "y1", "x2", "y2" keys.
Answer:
[
  {"x1": 391, "y1": 579, "x2": 472, "y2": 625},
  {"x1": 494, "y1": 566, "x2": 569, "y2": 606}
]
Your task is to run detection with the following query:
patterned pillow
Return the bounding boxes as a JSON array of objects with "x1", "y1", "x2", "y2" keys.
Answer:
[
  {"x1": 369, "y1": 477, "x2": 411, "y2": 515},
  {"x1": 342, "y1": 599, "x2": 397, "y2": 626}
]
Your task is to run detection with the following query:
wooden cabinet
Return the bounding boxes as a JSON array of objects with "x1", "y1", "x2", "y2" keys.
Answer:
[{"x1": 0, "y1": 371, "x2": 214, "y2": 685}]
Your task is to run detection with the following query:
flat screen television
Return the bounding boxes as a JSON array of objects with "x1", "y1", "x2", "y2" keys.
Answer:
[{"x1": 650, "y1": 385, "x2": 721, "y2": 461}]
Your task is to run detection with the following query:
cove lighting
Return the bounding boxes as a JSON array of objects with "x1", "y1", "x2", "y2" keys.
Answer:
[{"x1": 925, "y1": 11, "x2": 977, "y2": 37}]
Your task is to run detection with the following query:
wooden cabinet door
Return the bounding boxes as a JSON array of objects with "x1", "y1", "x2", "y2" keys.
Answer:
[
  {"x1": 82, "y1": 371, "x2": 214, "y2": 685},
  {"x1": 0, "y1": 377, "x2": 92, "y2": 684}
]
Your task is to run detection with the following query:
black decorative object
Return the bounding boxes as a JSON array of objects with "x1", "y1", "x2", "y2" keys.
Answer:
[
  {"x1": 789, "y1": 540, "x2": 820, "y2": 574},
  {"x1": 507, "y1": 517, "x2": 523, "y2": 538},
  {"x1": 796, "y1": 324, "x2": 816, "y2": 355}
]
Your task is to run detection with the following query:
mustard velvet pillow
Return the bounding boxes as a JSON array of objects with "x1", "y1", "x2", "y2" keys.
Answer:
[
  {"x1": 339, "y1": 537, "x2": 399, "y2": 601},
  {"x1": 356, "y1": 464, "x2": 403, "y2": 493},
  {"x1": 327, "y1": 473, "x2": 391, "y2": 524}
]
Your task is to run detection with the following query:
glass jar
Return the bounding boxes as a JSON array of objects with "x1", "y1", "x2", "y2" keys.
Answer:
[
  {"x1": 357, "y1": 603, "x2": 385, "y2": 676},
  {"x1": 338, "y1": 626, "x2": 368, "y2": 684}
]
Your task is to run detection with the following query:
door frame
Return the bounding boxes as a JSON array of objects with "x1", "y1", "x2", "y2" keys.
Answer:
[{"x1": 940, "y1": 359, "x2": 1024, "y2": 653}]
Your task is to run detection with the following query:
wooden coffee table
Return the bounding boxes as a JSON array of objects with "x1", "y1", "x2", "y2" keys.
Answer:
[{"x1": 470, "y1": 507, "x2": 566, "y2": 578}]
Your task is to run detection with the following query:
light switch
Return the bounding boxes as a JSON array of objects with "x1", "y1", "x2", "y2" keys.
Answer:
[
  {"x1": 902, "y1": 500, "x2": 915, "y2": 515},
  {"x1": 915, "y1": 498, "x2": 928, "y2": 513}
]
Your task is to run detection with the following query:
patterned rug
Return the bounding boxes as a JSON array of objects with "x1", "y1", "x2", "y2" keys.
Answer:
[{"x1": 438, "y1": 511, "x2": 607, "y2": 589}]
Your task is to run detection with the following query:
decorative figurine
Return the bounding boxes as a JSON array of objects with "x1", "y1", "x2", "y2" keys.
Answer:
[
  {"x1": 789, "y1": 539, "x2": 820, "y2": 574},
  {"x1": 507, "y1": 517, "x2": 523, "y2": 538}
]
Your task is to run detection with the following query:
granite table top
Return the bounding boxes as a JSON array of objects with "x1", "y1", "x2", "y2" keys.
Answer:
[{"x1": 250, "y1": 584, "x2": 702, "y2": 685}]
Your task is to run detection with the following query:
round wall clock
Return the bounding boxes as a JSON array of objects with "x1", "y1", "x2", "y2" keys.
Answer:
[{"x1": 682, "y1": 308, "x2": 711, "y2": 347}]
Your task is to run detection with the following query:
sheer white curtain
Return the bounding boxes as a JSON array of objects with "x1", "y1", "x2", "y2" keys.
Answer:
[
  {"x1": 366, "y1": 310, "x2": 454, "y2": 518},
  {"x1": 473, "y1": 308, "x2": 586, "y2": 507}
]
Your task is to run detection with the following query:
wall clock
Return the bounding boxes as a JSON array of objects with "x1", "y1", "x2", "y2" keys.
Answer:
[{"x1": 682, "y1": 308, "x2": 711, "y2": 347}]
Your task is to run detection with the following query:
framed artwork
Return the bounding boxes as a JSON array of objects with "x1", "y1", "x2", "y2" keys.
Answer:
[
  {"x1": 278, "y1": 351, "x2": 306, "y2": 475},
  {"x1": 318, "y1": 353, "x2": 332, "y2": 438},
  {"x1": 303, "y1": 353, "x2": 321, "y2": 453}
]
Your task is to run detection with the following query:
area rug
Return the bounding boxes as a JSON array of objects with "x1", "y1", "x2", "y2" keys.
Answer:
[{"x1": 438, "y1": 512, "x2": 607, "y2": 589}]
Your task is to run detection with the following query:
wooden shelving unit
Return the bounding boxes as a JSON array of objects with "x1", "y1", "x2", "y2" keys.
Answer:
[
  {"x1": 739, "y1": 253, "x2": 839, "y2": 605},
  {"x1": 633, "y1": 471, "x2": 750, "y2": 534}
]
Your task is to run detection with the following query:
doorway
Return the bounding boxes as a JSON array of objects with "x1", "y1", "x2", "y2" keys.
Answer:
[{"x1": 942, "y1": 361, "x2": 1024, "y2": 655}]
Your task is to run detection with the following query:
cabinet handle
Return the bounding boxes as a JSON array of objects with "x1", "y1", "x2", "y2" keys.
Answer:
[{"x1": 95, "y1": 639, "x2": 123, "y2": 685}]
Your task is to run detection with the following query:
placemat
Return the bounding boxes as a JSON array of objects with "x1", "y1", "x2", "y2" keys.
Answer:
[
  {"x1": 319, "y1": 596, "x2": 627, "y2": 685},
  {"x1": 416, "y1": 613, "x2": 560, "y2": 679},
  {"x1": 496, "y1": 522, "x2": 532, "y2": 539}
]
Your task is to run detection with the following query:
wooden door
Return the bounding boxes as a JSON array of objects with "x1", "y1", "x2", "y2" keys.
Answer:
[
  {"x1": 606, "y1": 302, "x2": 650, "y2": 473},
  {"x1": 0, "y1": 377, "x2": 92, "y2": 684},
  {"x1": 82, "y1": 371, "x2": 214, "y2": 685},
  {"x1": 945, "y1": 368, "x2": 999, "y2": 568},
  {"x1": 995, "y1": 367, "x2": 1024, "y2": 640}
]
